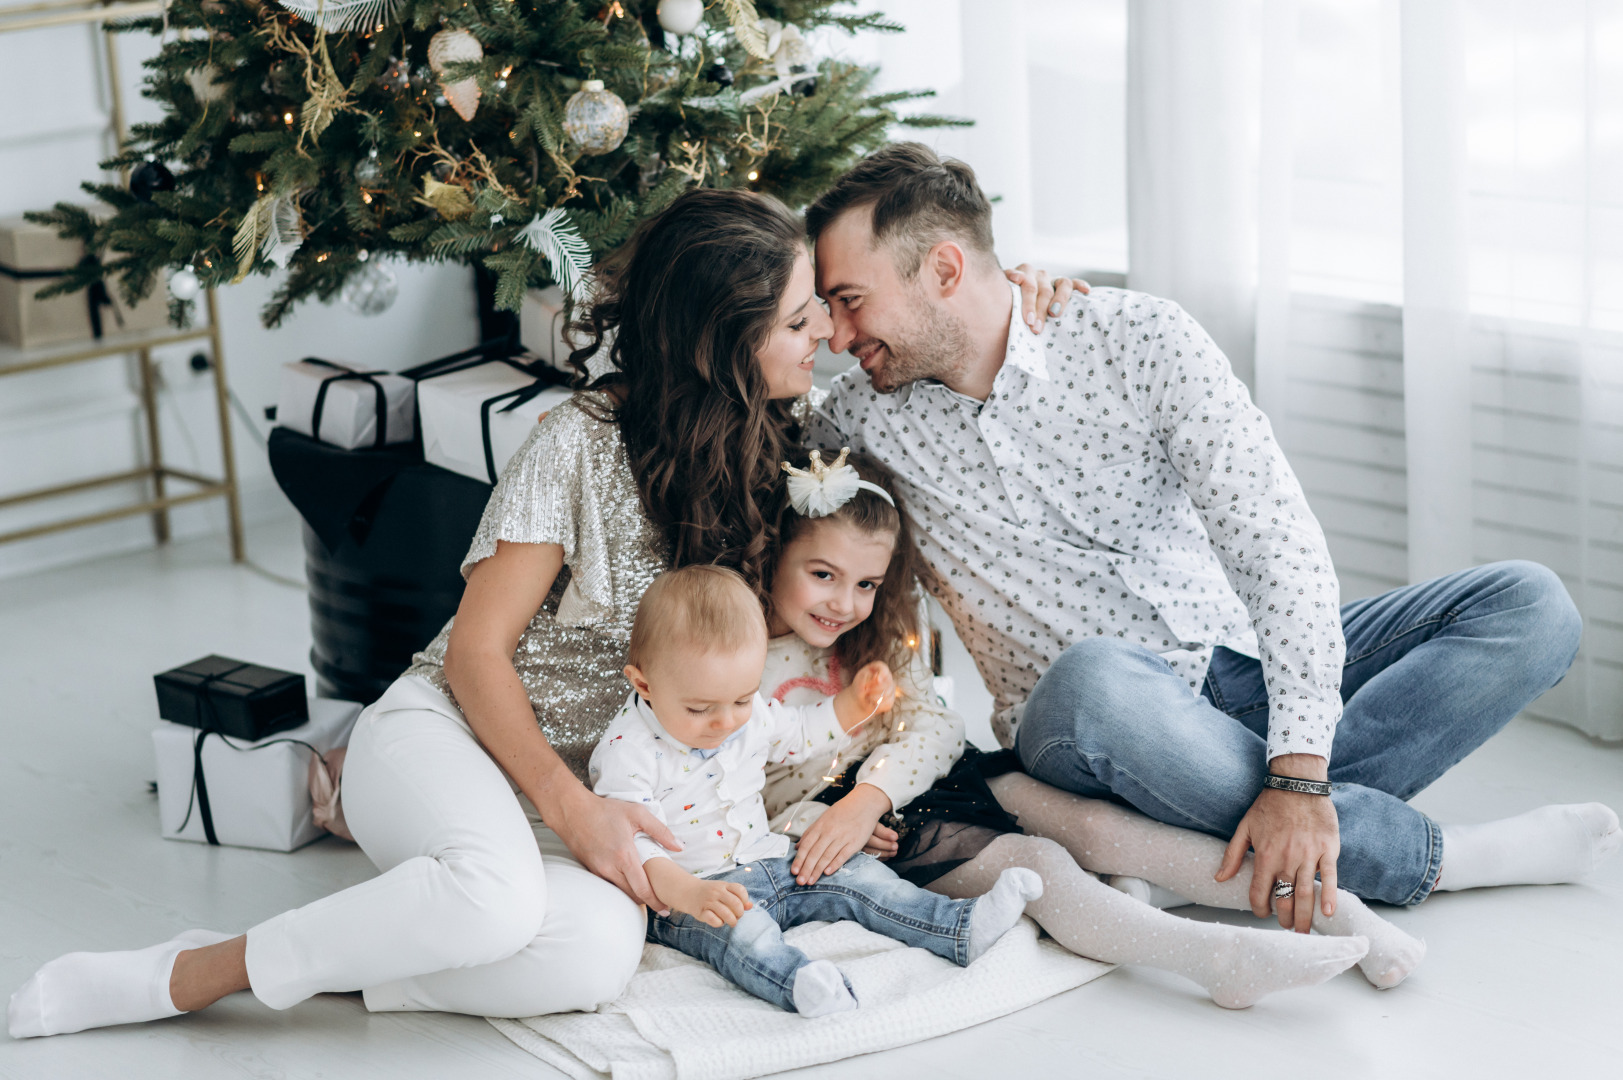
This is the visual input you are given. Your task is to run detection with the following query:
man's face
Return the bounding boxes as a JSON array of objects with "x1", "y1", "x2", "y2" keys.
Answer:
[{"x1": 814, "y1": 208, "x2": 968, "y2": 393}]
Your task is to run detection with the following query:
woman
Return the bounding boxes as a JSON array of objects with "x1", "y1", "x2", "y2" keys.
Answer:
[{"x1": 9, "y1": 187, "x2": 1074, "y2": 1036}]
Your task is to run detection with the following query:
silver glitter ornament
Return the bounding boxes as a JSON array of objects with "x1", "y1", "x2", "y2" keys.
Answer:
[
  {"x1": 342, "y1": 257, "x2": 399, "y2": 316},
  {"x1": 563, "y1": 80, "x2": 629, "y2": 156},
  {"x1": 354, "y1": 148, "x2": 385, "y2": 187}
]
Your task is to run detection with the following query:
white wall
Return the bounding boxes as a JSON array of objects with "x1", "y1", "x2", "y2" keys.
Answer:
[{"x1": 0, "y1": 20, "x2": 478, "y2": 579}]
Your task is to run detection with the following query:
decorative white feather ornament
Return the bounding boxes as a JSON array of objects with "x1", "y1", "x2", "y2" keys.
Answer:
[
  {"x1": 428, "y1": 28, "x2": 483, "y2": 122},
  {"x1": 518, "y1": 208, "x2": 594, "y2": 300},
  {"x1": 275, "y1": 0, "x2": 405, "y2": 34},
  {"x1": 261, "y1": 193, "x2": 304, "y2": 270},
  {"x1": 781, "y1": 448, "x2": 895, "y2": 518}
]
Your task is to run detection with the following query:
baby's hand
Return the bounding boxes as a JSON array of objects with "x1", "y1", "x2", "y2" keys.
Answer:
[
  {"x1": 679, "y1": 878, "x2": 753, "y2": 928},
  {"x1": 852, "y1": 662, "x2": 896, "y2": 717}
]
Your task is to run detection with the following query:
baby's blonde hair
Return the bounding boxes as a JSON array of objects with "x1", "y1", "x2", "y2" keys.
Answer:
[{"x1": 627, "y1": 565, "x2": 767, "y2": 670}]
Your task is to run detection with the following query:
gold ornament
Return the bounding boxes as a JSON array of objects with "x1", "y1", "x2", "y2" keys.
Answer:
[{"x1": 563, "y1": 80, "x2": 629, "y2": 156}]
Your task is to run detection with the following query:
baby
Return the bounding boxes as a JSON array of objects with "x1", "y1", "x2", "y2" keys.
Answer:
[{"x1": 589, "y1": 564, "x2": 1042, "y2": 1017}]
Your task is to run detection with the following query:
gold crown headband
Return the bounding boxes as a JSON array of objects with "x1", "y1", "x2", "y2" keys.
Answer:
[{"x1": 781, "y1": 448, "x2": 897, "y2": 518}]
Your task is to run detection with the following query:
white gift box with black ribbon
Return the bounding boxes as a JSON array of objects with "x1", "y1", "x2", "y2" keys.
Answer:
[
  {"x1": 417, "y1": 357, "x2": 573, "y2": 484},
  {"x1": 277, "y1": 358, "x2": 416, "y2": 449},
  {"x1": 152, "y1": 697, "x2": 362, "y2": 852}
]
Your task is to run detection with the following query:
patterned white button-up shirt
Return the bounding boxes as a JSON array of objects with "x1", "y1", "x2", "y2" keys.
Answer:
[
  {"x1": 808, "y1": 285, "x2": 1344, "y2": 763},
  {"x1": 589, "y1": 691, "x2": 845, "y2": 877}
]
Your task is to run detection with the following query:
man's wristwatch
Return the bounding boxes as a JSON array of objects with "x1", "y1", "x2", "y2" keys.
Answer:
[{"x1": 1262, "y1": 774, "x2": 1333, "y2": 796}]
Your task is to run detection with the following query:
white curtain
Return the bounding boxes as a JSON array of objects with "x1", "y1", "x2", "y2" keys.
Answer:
[{"x1": 1122, "y1": 0, "x2": 1623, "y2": 738}]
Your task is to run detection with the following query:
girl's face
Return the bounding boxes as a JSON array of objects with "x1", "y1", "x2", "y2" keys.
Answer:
[
  {"x1": 768, "y1": 518, "x2": 896, "y2": 647},
  {"x1": 757, "y1": 249, "x2": 834, "y2": 400}
]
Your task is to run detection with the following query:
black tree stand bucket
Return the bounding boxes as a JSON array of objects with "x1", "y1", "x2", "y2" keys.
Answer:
[{"x1": 269, "y1": 427, "x2": 492, "y2": 703}]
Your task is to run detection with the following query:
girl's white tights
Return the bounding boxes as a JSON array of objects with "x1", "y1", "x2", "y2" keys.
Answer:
[
  {"x1": 931, "y1": 833, "x2": 1367, "y2": 1008},
  {"x1": 982, "y1": 773, "x2": 1427, "y2": 991}
]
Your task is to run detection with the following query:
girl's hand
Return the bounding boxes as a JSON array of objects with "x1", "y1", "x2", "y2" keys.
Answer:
[
  {"x1": 791, "y1": 783, "x2": 892, "y2": 884},
  {"x1": 1004, "y1": 265, "x2": 1090, "y2": 333},
  {"x1": 852, "y1": 661, "x2": 896, "y2": 718}
]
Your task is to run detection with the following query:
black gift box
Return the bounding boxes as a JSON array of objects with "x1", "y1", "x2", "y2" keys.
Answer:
[{"x1": 153, "y1": 655, "x2": 309, "y2": 741}]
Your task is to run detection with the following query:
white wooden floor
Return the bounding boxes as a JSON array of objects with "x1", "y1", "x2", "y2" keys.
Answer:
[{"x1": 3, "y1": 515, "x2": 1621, "y2": 1080}]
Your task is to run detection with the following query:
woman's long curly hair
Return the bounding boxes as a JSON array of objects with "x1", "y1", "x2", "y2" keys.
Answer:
[
  {"x1": 568, "y1": 189, "x2": 807, "y2": 591},
  {"x1": 767, "y1": 451, "x2": 939, "y2": 679}
]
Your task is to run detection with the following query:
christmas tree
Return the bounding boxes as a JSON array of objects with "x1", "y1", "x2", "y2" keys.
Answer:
[{"x1": 29, "y1": 0, "x2": 960, "y2": 329}]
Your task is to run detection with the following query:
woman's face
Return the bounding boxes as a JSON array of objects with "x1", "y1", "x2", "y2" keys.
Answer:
[
  {"x1": 767, "y1": 518, "x2": 896, "y2": 647},
  {"x1": 757, "y1": 249, "x2": 834, "y2": 400}
]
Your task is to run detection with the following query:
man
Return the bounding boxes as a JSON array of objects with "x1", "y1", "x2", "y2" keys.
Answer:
[{"x1": 805, "y1": 142, "x2": 1619, "y2": 930}]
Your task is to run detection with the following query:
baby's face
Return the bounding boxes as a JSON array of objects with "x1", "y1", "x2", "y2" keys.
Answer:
[
  {"x1": 768, "y1": 519, "x2": 895, "y2": 647},
  {"x1": 624, "y1": 638, "x2": 767, "y2": 749}
]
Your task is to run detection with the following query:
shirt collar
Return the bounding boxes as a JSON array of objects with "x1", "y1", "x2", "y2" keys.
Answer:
[
  {"x1": 1000, "y1": 280, "x2": 1052, "y2": 382},
  {"x1": 629, "y1": 693, "x2": 745, "y2": 757}
]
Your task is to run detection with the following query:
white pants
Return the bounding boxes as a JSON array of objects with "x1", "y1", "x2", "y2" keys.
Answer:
[{"x1": 243, "y1": 675, "x2": 645, "y2": 1017}]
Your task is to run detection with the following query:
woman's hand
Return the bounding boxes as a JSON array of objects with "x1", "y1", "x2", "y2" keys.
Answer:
[
  {"x1": 791, "y1": 783, "x2": 892, "y2": 884},
  {"x1": 548, "y1": 784, "x2": 683, "y2": 911},
  {"x1": 1005, "y1": 264, "x2": 1090, "y2": 333}
]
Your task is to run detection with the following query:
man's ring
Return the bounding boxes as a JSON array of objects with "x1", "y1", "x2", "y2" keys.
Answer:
[{"x1": 1273, "y1": 880, "x2": 1295, "y2": 899}]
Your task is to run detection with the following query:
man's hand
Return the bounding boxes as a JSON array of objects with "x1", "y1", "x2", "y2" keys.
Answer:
[
  {"x1": 546, "y1": 785, "x2": 682, "y2": 911},
  {"x1": 1215, "y1": 754, "x2": 1339, "y2": 934},
  {"x1": 792, "y1": 783, "x2": 891, "y2": 884},
  {"x1": 646, "y1": 858, "x2": 753, "y2": 927}
]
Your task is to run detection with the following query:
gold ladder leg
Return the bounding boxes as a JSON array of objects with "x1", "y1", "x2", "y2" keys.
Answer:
[
  {"x1": 135, "y1": 345, "x2": 170, "y2": 543},
  {"x1": 204, "y1": 288, "x2": 244, "y2": 562}
]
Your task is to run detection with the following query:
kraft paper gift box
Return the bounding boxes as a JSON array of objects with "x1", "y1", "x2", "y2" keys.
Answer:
[
  {"x1": 278, "y1": 357, "x2": 416, "y2": 450},
  {"x1": 0, "y1": 214, "x2": 168, "y2": 349},
  {"x1": 152, "y1": 697, "x2": 362, "y2": 851},
  {"x1": 418, "y1": 357, "x2": 573, "y2": 484}
]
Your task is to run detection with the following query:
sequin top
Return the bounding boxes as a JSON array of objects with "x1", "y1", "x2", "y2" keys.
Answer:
[{"x1": 406, "y1": 393, "x2": 669, "y2": 781}]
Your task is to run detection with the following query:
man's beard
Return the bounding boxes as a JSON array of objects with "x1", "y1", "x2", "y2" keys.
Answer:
[{"x1": 862, "y1": 300, "x2": 973, "y2": 394}]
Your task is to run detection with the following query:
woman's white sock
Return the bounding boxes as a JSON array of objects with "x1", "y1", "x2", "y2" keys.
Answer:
[
  {"x1": 8, "y1": 929, "x2": 233, "y2": 1039},
  {"x1": 791, "y1": 959, "x2": 857, "y2": 1017},
  {"x1": 965, "y1": 867, "x2": 1043, "y2": 963},
  {"x1": 1436, "y1": 803, "x2": 1621, "y2": 891}
]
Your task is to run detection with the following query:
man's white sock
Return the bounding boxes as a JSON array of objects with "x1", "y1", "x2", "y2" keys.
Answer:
[{"x1": 1436, "y1": 803, "x2": 1621, "y2": 891}]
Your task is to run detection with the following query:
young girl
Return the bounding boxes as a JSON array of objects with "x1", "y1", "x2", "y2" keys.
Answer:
[{"x1": 759, "y1": 449, "x2": 1427, "y2": 1008}]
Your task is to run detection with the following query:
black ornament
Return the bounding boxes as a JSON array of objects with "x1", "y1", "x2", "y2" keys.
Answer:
[
  {"x1": 795, "y1": 75, "x2": 818, "y2": 97},
  {"x1": 130, "y1": 158, "x2": 176, "y2": 202},
  {"x1": 705, "y1": 61, "x2": 734, "y2": 88}
]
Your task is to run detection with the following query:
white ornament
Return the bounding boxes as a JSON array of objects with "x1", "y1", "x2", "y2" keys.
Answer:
[
  {"x1": 518, "y1": 208, "x2": 594, "y2": 299},
  {"x1": 772, "y1": 25, "x2": 814, "y2": 78},
  {"x1": 781, "y1": 448, "x2": 895, "y2": 519},
  {"x1": 656, "y1": 0, "x2": 704, "y2": 35},
  {"x1": 169, "y1": 264, "x2": 201, "y2": 302},
  {"x1": 757, "y1": 17, "x2": 784, "y2": 57},
  {"x1": 342, "y1": 259, "x2": 398, "y2": 316},
  {"x1": 186, "y1": 64, "x2": 227, "y2": 103},
  {"x1": 428, "y1": 28, "x2": 483, "y2": 122}
]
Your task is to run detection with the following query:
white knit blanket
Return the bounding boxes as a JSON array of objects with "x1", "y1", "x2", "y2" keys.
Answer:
[{"x1": 488, "y1": 917, "x2": 1110, "y2": 1080}]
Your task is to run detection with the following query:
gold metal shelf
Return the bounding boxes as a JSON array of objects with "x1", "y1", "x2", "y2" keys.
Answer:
[{"x1": 0, "y1": 5, "x2": 243, "y2": 560}]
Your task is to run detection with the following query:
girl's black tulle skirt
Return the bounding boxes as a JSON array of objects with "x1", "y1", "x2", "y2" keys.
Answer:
[{"x1": 810, "y1": 745, "x2": 1024, "y2": 887}]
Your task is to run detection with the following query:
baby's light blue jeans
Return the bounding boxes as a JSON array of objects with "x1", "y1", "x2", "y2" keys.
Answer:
[
  {"x1": 645, "y1": 849, "x2": 977, "y2": 1012},
  {"x1": 1015, "y1": 560, "x2": 1582, "y2": 906}
]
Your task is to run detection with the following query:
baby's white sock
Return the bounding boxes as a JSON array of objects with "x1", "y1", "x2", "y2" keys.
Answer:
[
  {"x1": 1436, "y1": 803, "x2": 1621, "y2": 891},
  {"x1": 1106, "y1": 875, "x2": 1193, "y2": 910},
  {"x1": 965, "y1": 867, "x2": 1043, "y2": 963},
  {"x1": 791, "y1": 959, "x2": 857, "y2": 1017},
  {"x1": 8, "y1": 929, "x2": 234, "y2": 1039}
]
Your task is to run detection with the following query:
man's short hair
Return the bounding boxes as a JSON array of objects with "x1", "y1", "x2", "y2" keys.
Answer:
[
  {"x1": 626, "y1": 565, "x2": 766, "y2": 670},
  {"x1": 805, "y1": 142, "x2": 997, "y2": 277}
]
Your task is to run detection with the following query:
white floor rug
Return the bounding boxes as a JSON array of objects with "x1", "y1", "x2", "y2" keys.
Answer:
[{"x1": 488, "y1": 917, "x2": 1111, "y2": 1080}]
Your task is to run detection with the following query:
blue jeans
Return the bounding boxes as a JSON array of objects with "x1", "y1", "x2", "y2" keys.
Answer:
[
  {"x1": 645, "y1": 849, "x2": 977, "y2": 1013},
  {"x1": 1014, "y1": 561, "x2": 1582, "y2": 905}
]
